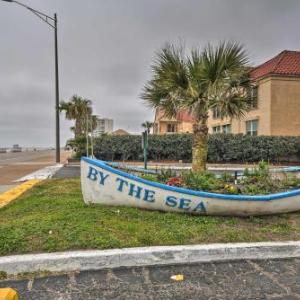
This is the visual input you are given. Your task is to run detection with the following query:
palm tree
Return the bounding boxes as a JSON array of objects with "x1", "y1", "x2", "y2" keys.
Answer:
[
  {"x1": 141, "y1": 121, "x2": 153, "y2": 134},
  {"x1": 60, "y1": 95, "x2": 93, "y2": 138},
  {"x1": 141, "y1": 41, "x2": 251, "y2": 171}
]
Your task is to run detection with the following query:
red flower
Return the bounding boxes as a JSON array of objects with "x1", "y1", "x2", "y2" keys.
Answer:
[{"x1": 166, "y1": 177, "x2": 184, "y2": 187}]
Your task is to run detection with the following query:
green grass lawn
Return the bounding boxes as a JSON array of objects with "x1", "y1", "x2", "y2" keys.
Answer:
[{"x1": 0, "y1": 178, "x2": 300, "y2": 256}]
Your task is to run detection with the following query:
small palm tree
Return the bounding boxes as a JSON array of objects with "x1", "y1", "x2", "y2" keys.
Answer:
[
  {"x1": 60, "y1": 95, "x2": 93, "y2": 138},
  {"x1": 141, "y1": 41, "x2": 251, "y2": 171},
  {"x1": 141, "y1": 121, "x2": 153, "y2": 134}
]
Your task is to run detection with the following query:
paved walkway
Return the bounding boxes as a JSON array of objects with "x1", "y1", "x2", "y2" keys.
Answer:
[
  {"x1": 53, "y1": 165, "x2": 80, "y2": 178},
  {"x1": 1, "y1": 258, "x2": 299, "y2": 299}
]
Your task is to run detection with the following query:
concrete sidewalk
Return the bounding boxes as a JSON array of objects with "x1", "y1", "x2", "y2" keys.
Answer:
[{"x1": 53, "y1": 164, "x2": 80, "y2": 178}]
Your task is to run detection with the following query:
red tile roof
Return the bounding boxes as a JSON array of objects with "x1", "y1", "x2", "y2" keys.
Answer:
[
  {"x1": 176, "y1": 110, "x2": 196, "y2": 122},
  {"x1": 250, "y1": 50, "x2": 300, "y2": 81},
  {"x1": 155, "y1": 108, "x2": 196, "y2": 123}
]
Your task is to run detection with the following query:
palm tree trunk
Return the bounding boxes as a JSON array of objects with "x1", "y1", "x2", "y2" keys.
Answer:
[
  {"x1": 74, "y1": 119, "x2": 82, "y2": 139},
  {"x1": 192, "y1": 116, "x2": 209, "y2": 172}
]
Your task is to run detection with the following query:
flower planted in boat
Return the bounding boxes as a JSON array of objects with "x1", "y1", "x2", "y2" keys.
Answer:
[
  {"x1": 223, "y1": 184, "x2": 239, "y2": 194},
  {"x1": 166, "y1": 177, "x2": 184, "y2": 187}
]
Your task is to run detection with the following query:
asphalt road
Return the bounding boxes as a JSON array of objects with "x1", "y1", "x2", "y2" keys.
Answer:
[
  {"x1": 0, "y1": 150, "x2": 69, "y2": 192},
  {"x1": 0, "y1": 150, "x2": 54, "y2": 165},
  {"x1": 1, "y1": 258, "x2": 299, "y2": 299}
]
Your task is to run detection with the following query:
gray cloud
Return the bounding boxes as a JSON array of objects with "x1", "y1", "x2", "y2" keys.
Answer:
[{"x1": 1, "y1": 0, "x2": 300, "y2": 146}]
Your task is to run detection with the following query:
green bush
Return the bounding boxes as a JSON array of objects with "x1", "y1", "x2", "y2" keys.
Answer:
[
  {"x1": 83, "y1": 134, "x2": 300, "y2": 163},
  {"x1": 181, "y1": 171, "x2": 221, "y2": 191},
  {"x1": 66, "y1": 135, "x2": 87, "y2": 158},
  {"x1": 141, "y1": 174, "x2": 158, "y2": 182}
]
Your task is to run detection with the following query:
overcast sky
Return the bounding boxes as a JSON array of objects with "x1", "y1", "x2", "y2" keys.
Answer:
[{"x1": 1, "y1": 0, "x2": 300, "y2": 147}]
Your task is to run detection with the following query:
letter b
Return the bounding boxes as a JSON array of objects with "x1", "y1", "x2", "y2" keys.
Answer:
[{"x1": 87, "y1": 166, "x2": 98, "y2": 181}]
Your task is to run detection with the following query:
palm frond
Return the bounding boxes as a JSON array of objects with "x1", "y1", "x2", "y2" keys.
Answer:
[
  {"x1": 141, "y1": 40, "x2": 250, "y2": 122},
  {"x1": 141, "y1": 43, "x2": 189, "y2": 118},
  {"x1": 60, "y1": 94, "x2": 95, "y2": 136}
]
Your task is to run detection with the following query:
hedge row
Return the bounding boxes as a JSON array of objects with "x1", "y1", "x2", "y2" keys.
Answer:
[{"x1": 92, "y1": 134, "x2": 300, "y2": 163}]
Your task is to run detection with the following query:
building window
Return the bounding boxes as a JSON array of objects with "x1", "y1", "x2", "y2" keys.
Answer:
[
  {"x1": 246, "y1": 120, "x2": 258, "y2": 136},
  {"x1": 250, "y1": 86, "x2": 258, "y2": 109},
  {"x1": 212, "y1": 126, "x2": 221, "y2": 133},
  {"x1": 167, "y1": 123, "x2": 177, "y2": 133},
  {"x1": 212, "y1": 107, "x2": 221, "y2": 119},
  {"x1": 222, "y1": 124, "x2": 231, "y2": 134}
]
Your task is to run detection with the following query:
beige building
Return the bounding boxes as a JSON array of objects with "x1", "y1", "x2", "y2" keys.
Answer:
[
  {"x1": 154, "y1": 50, "x2": 300, "y2": 136},
  {"x1": 153, "y1": 108, "x2": 195, "y2": 134}
]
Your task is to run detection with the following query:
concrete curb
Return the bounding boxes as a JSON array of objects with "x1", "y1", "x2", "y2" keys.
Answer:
[
  {"x1": 1, "y1": 241, "x2": 300, "y2": 275},
  {"x1": 15, "y1": 164, "x2": 64, "y2": 182}
]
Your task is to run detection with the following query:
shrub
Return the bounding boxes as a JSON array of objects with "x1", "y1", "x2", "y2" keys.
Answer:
[
  {"x1": 157, "y1": 169, "x2": 178, "y2": 183},
  {"x1": 181, "y1": 171, "x2": 220, "y2": 192},
  {"x1": 85, "y1": 134, "x2": 300, "y2": 163},
  {"x1": 238, "y1": 161, "x2": 300, "y2": 195},
  {"x1": 124, "y1": 160, "x2": 300, "y2": 195},
  {"x1": 141, "y1": 174, "x2": 158, "y2": 182},
  {"x1": 66, "y1": 135, "x2": 87, "y2": 158}
]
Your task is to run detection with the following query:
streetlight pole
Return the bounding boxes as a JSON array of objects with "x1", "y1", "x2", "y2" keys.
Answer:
[
  {"x1": 1, "y1": 0, "x2": 61, "y2": 163},
  {"x1": 54, "y1": 13, "x2": 60, "y2": 163}
]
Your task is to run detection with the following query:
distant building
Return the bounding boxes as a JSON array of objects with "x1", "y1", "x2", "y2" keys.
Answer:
[
  {"x1": 93, "y1": 116, "x2": 113, "y2": 136},
  {"x1": 154, "y1": 50, "x2": 300, "y2": 136},
  {"x1": 11, "y1": 144, "x2": 22, "y2": 152},
  {"x1": 111, "y1": 129, "x2": 130, "y2": 136},
  {"x1": 208, "y1": 50, "x2": 300, "y2": 136},
  {"x1": 153, "y1": 108, "x2": 196, "y2": 134}
]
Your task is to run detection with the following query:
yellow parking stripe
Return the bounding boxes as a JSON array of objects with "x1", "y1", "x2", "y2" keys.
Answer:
[
  {"x1": 0, "y1": 288, "x2": 19, "y2": 299},
  {"x1": 0, "y1": 180, "x2": 41, "y2": 209}
]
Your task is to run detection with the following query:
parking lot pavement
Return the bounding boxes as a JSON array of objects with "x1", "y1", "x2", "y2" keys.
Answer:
[
  {"x1": 1, "y1": 258, "x2": 299, "y2": 300},
  {"x1": 0, "y1": 150, "x2": 70, "y2": 189},
  {"x1": 0, "y1": 184, "x2": 17, "y2": 193}
]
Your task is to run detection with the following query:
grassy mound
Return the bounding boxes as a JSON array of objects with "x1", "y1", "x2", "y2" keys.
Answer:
[{"x1": 0, "y1": 178, "x2": 300, "y2": 256}]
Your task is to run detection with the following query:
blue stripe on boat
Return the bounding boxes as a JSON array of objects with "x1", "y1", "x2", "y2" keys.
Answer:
[{"x1": 82, "y1": 157, "x2": 300, "y2": 202}]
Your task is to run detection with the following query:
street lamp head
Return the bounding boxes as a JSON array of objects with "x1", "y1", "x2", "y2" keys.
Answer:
[{"x1": 1, "y1": 0, "x2": 14, "y2": 2}]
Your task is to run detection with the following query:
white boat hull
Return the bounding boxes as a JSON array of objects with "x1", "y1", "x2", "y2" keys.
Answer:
[{"x1": 81, "y1": 157, "x2": 300, "y2": 216}]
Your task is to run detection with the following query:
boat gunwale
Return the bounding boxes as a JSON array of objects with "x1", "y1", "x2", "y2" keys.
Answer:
[{"x1": 82, "y1": 157, "x2": 300, "y2": 202}]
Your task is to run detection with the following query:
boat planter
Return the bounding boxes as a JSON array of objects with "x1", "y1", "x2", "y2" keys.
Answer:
[{"x1": 81, "y1": 157, "x2": 300, "y2": 216}]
